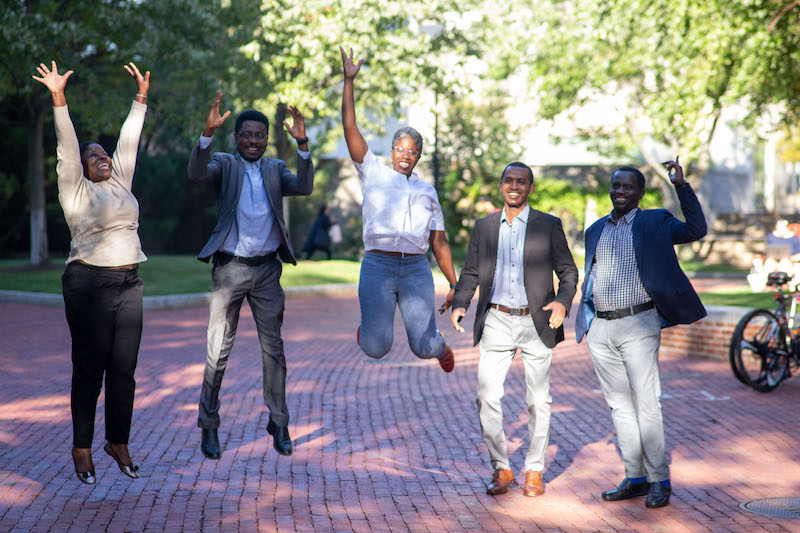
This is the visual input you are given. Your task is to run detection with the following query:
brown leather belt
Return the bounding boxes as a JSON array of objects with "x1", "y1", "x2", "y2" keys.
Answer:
[
  {"x1": 595, "y1": 301, "x2": 655, "y2": 320},
  {"x1": 370, "y1": 250, "x2": 423, "y2": 257},
  {"x1": 490, "y1": 303, "x2": 530, "y2": 316}
]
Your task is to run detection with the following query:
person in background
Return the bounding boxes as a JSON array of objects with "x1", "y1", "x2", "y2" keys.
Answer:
[
  {"x1": 33, "y1": 60, "x2": 150, "y2": 484},
  {"x1": 303, "y1": 204, "x2": 334, "y2": 260}
]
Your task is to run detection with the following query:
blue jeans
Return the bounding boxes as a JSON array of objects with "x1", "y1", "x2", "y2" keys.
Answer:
[{"x1": 358, "y1": 251, "x2": 446, "y2": 360}]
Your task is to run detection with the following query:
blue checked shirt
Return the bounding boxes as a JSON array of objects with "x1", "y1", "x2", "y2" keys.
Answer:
[
  {"x1": 489, "y1": 205, "x2": 529, "y2": 308},
  {"x1": 590, "y1": 208, "x2": 651, "y2": 311}
]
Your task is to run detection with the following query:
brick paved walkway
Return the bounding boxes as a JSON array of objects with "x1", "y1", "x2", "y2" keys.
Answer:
[{"x1": 1, "y1": 292, "x2": 799, "y2": 532}]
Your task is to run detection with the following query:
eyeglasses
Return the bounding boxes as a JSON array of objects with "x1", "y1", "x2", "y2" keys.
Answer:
[
  {"x1": 238, "y1": 132, "x2": 267, "y2": 141},
  {"x1": 392, "y1": 146, "x2": 420, "y2": 157}
]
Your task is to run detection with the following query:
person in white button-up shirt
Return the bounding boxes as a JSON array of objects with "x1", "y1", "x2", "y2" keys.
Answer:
[{"x1": 340, "y1": 47, "x2": 457, "y2": 373}]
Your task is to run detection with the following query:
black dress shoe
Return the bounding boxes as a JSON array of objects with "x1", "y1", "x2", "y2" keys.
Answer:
[
  {"x1": 601, "y1": 478, "x2": 650, "y2": 501},
  {"x1": 267, "y1": 420, "x2": 293, "y2": 456},
  {"x1": 201, "y1": 428, "x2": 221, "y2": 459},
  {"x1": 645, "y1": 482, "x2": 671, "y2": 508}
]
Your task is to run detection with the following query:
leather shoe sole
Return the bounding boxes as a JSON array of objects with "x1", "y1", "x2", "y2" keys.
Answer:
[
  {"x1": 201, "y1": 428, "x2": 221, "y2": 460},
  {"x1": 602, "y1": 479, "x2": 650, "y2": 501},
  {"x1": 267, "y1": 420, "x2": 293, "y2": 456},
  {"x1": 645, "y1": 483, "x2": 671, "y2": 508},
  {"x1": 438, "y1": 344, "x2": 454, "y2": 373}
]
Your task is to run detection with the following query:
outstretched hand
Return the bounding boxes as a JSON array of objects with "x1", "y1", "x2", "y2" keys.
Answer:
[
  {"x1": 282, "y1": 105, "x2": 306, "y2": 141},
  {"x1": 123, "y1": 62, "x2": 150, "y2": 97},
  {"x1": 339, "y1": 46, "x2": 364, "y2": 80},
  {"x1": 661, "y1": 155, "x2": 686, "y2": 187},
  {"x1": 32, "y1": 60, "x2": 73, "y2": 94},
  {"x1": 204, "y1": 91, "x2": 231, "y2": 136}
]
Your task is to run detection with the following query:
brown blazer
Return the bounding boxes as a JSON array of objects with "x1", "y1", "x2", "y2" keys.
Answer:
[{"x1": 452, "y1": 209, "x2": 578, "y2": 348}]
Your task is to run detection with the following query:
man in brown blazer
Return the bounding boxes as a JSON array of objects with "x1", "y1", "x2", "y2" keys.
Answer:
[
  {"x1": 188, "y1": 91, "x2": 313, "y2": 460},
  {"x1": 451, "y1": 162, "x2": 578, "y2": 497}
]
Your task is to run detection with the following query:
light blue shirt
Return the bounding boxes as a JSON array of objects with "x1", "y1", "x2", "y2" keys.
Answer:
[
  {"x1": 489, "y1": 205, "x2": 529, "y2": 308},
  {"x1": 198, "y1": 135, "x2": 310, "y2": 258}
]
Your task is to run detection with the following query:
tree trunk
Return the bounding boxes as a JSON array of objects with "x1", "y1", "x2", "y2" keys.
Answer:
[{"x1": 27, "y1": 103, "x2": 48, "y2": 265}]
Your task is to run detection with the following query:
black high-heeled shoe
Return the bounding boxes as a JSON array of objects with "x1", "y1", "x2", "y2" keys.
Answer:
[
  {"x1": 103, "y1": 442, "x2": 140, "y2": 479},
  {"x1": 71, "y1": 447, "x2": 96, "y2": 485}
]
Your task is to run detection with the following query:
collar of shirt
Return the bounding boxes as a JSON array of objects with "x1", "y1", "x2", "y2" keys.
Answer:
[
  {"x1": 608, "y1": 207, "x2": 638, "y2": 225},
  {"x1": 501, "y1": 204, "x2": 530, "y2": 226}
]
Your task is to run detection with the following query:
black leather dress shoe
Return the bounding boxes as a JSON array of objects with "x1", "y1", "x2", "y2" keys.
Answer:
[
  {"x1": 645, "y1": 482, "x2": 671, "y2": 508},
  {"x1": 267, "y1": 420, "x2": 293, "y2": 456},
  {"x1": 201, "y1": 428, "x2": 221, "y2": 459},
  {"x1": 601, "y1": 478, "x2": 650, "y2": 501}
]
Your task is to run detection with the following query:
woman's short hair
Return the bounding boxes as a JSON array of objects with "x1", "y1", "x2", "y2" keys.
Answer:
[{"x1": 392, "y1": 127, "x2": 423, "y2": 153}]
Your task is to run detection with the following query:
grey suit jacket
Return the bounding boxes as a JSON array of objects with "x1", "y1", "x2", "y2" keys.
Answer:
[
  {"x1": 452, "y1": 209, "x2": 579, "y2": 349},
  {"x1": 188, "y1": 140, "x2": 314, "y2": 265}
]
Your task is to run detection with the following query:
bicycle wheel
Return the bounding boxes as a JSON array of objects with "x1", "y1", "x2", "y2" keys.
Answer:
[{"x1": 729, "y1": 309, "x2": 789, "y2": 392}]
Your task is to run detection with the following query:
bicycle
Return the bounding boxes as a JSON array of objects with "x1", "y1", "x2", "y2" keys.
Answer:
[{"x1": 729, "y1": 271, "x2": 800, "y2": 392}]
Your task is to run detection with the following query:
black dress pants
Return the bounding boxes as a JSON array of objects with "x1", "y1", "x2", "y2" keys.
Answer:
[{"x1": 62, "y1": 262, "x2": 143, "y2": 448}]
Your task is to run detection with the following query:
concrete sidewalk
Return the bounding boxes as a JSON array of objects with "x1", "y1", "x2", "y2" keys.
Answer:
[{"x1": 1, "y1": 291, "x2": 799, "y2": 532}]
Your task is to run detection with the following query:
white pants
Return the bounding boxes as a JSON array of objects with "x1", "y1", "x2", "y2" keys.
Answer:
[
  {"x1": 586, "y1": 308, "x2": 668, "y2": 482},
  {"x1": 477, "y1": 308, "x2": 552, "y2": 472}
]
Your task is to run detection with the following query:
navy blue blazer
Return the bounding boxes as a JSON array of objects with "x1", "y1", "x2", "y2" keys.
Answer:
[{"x1": 575, "y1": 184, "x2": 707, "y2": 343}]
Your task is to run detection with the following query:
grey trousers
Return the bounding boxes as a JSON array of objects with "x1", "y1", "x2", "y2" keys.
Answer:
[
  {"x1": 477, "y1": 308, "x2": 552, "y2": 472},
  {"x1": 586, "y1": 308, "x2": 668, "y2": 482},
  {"x1": 198, "y1": 255, "x2": 289, "y2": 429}
]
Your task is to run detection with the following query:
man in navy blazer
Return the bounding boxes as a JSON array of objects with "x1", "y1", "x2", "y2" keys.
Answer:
[
  {"x1": 576, "y1": 161, "x2": 706, "y2": 509},
  {"x1": 188, "y1": 91, "x2": 313, "y2": 460}
]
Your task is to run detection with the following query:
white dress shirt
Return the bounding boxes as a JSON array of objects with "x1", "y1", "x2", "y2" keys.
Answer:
[
  {"x1": 198, "y1": 135, "x2": 310, "y2": 257},
  {"x1": 489, "y1": 205, "x2": 529, "y2": 308},
  {"x1": 354, "y1": 149, "x2": 445, "y2": 254}
]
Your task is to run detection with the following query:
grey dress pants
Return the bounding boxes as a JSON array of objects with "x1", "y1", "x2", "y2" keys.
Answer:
[
  {"x1": 198, "y1": 254, "x2": 289, "y2": 429},
  {"x1": 586, "y1": 308, "x2": 668, "y2": 482}
]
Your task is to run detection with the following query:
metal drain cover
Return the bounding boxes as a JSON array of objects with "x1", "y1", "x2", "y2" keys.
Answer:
[{"x1": 740, "y1": 497, "x2": 800, "y2": 518}]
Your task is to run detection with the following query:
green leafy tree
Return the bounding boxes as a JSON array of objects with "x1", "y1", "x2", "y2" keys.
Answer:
[
  {"x1": 0, "y1": 0, "x2": 261, "y2": 264},
  {"x1": 529, "y1": 0, "x2": 800, "y2": 195}
]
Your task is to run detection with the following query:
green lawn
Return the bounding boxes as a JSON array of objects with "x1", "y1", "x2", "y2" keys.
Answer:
[
  {"x1": 699, "y1": 288, "x2": 775, "y2": 309},
  {"x1": 0, "y1": 256, "x2": 361, "y2": 296},
  {"x1": 0, "y1": 254, "x2": 773, "y2": 309}
]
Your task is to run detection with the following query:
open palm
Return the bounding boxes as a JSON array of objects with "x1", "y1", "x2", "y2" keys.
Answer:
[{"x1": 32, "y1": 61, "x2": 73, "y2": 93}]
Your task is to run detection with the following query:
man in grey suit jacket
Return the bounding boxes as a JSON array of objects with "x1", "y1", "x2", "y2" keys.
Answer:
[
  {"x1": 188, "y1": 91, "x2": 314, "y2": 460},
  {"x1": 451, "y1": 163, "x2": 578, "y2": 497}
]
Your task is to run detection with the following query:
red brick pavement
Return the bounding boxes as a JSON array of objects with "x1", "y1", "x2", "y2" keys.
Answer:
[{"x1": 1, "y1": 292, "x2": 800, "y2": 532}]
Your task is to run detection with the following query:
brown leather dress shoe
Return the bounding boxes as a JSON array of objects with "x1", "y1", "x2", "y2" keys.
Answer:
[
  {"x1": 523, "y1": 470, "x2": 544, "y2": 496},
  {"x1": 486, "y1": 468, "x2": 516, "y2": 495},
  {"x1": 438, "y1": 344, "x2": 455, "y2": 373}
]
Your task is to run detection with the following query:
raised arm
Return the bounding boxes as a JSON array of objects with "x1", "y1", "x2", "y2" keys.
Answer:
[
  {"x1": 113, "y1": 62, "x2": 149, "y2": 188},
  {"x1": 188, "y1": 91, "x2": 230, "y2": 187},
  {"x1": 339, "y1": 46, "x2": 368, "y2": 163},
  {"x1": 32, "y1": 60, "x2": 72, "y2": 108},
  {"x1": 33, "y1": 61, "x2": 83, "y2": 192}
]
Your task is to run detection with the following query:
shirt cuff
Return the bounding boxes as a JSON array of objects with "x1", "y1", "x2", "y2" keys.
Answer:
[
  {"x1": 198, "y1": 135, "x2": 213, "y2": 149},
  {"x1": 298, "y1": 148, "x2": 310, "y2": 160}
]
